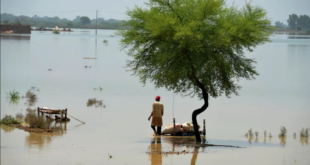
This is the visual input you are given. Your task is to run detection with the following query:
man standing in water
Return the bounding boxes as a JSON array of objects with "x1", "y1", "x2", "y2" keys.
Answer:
[{"x1": 148, "y1": 96, "x2": 164, "y2": 136}]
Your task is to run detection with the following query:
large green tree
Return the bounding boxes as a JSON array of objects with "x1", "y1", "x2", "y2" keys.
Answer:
[{"x1": 118, "y1": 0, "x2": 273, "y2": 142}]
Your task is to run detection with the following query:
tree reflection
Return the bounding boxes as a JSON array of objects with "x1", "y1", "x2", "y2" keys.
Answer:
[{"x1": 148, "y1": 137, "x2": 162, "y2": 165}]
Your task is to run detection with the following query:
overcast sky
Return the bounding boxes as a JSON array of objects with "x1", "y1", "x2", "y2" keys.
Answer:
[{"x1": 1, "y1": 0, "x2": 310, "y2": 23}]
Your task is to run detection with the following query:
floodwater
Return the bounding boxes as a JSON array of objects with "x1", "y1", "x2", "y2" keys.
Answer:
[{"x1": 1, "y1": 29, "x2": 310, "y2": 165}]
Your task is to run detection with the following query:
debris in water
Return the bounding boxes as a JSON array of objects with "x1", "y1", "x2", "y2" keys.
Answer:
[{"x1": 83, "y1": 57, "x2": 97, "y2": 59}]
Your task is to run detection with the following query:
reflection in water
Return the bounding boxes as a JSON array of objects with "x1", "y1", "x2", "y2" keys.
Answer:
[
  {"x1": 148, "y1": 137, "x2": 162, "y2": 165},
  {"x1": 0, "y1": 34, "x2": 31, "y2": 40},
  {"x1": 25, "y1": 121, "x2": 67, "y2": 149},
  {"x1": 190, "y1": 147, "x2": 199, "y2": 165},
  {"x1": 1, "y1": 124, "x2": 15, "y2": 133},
  {"x1": 255, "y1": 137, "x2": 259, "y2": 143},
  {"x1": 300, "y1": 137, "x2": 309, "y2": 145},
  {"x1": 279, "y1": 137, "x2": 286, "y2": 147},
  {"x1": 248, "y1": 137, "x2": 253, "y2": 144},
  {"x1": 8, "y1": 98, "x2": 20, "y2": 105},
  {"x1": 147, "y1": 137, "x2": 209, "y2": 165}
]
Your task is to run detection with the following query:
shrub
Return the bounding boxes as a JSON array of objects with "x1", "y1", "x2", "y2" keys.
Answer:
[
  {"x1": 15, "y1": 112, "x2": 24, "y2": 120},
  {"x1": 0, "y1": 115, "x2": 21, "y2": 125},
  {"x1": 25, "y1": 108, "x2": 51, "y2": 129},
  {"x1": 53, "y1": 30, "x2": 60, "y2": 34}
]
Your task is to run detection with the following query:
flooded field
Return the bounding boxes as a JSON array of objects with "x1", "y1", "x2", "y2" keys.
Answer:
[{"x1": 1, "y1": 30, "x2": 310, "y2": 165}]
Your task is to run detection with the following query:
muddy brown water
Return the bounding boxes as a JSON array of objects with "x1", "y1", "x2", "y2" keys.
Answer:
[{"x1": 1, "y1": 30, "x2": 310, "y2": 164}]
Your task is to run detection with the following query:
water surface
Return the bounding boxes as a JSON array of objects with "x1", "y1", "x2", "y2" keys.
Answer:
[{"x1": 1, "y1": 30, "x2": 310, "y2": 165}]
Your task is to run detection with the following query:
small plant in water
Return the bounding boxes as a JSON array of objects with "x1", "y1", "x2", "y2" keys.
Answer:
[
  {"x1": 6, "y1": 90, "x2": 20, "y2": 99},
  {"x1": 53, "y1": 30, "x2": 60, "y2": 34},
  {"x1": 300, "y1": 128, "x2": 309, "y2": 138},
  {"x1": 255, "y1": 131, "x2": 259, "y2": 138},
  {"x1": 279, "y1": 126, "x2": 287, "y2": 137},
  {"x1": 264, "y1": 130, "x2": 267, "y2": 137},
  {"x1": 87, "y1": 98, "x2": 105, "y2": 108},
  {"x1": 269, "y1": 133, "x2": 272, "y2": 138},
  {"x1": 103, "y1": 40, "x2": 108, "y2": 44},
  {"x1": 248, "y1": 128, "x2": 253, "y2": 138},
  {"x1": 24, "y1": 89, "x2": 37, "y2": 106},
  {"x1": 6, "y1": 90, "x2": 20, "y2": 105}
]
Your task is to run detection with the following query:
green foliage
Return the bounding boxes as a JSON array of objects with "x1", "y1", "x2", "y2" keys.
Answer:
[
  {"x1": 6, "y1": 90, "x2": 20, "y2": 99},
  {"x1": 25, "y1": 108, "x2": 50, "y2": 129},
  {"x1": 287, "y1": 14, "x2": 310, "y2": 30},
  {"x1": 118, "y1": 0, "x2": 273, "y2": 99},
  {"x1": 103, "y1": 40, "x2": 108, "y2": 43},
  {"x1": 296, "y1": 25, "x2": 302, "y2": 31},
  {"x1": 80, "y1": 16, "x2": 91, "y2": 25},
  {"x1": 0, "y1": 115, "x2": 21, "y2": 125},
  {"x1": 275, "y1": 21, "x2": 286, "y2": 29},
  {"x1": 53, "y1": 30, "x2": 60, "y2": 34},
  {"x1": 6, "y1": 90, "x2": 20, "y2": 105},
  {"x1": 3, "y1": 20, "x2": 9, "y2": 24}
]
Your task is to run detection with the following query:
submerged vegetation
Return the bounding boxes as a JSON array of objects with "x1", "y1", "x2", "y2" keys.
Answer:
[
  {"x1": 103, "y1": 40, "x2": 108, "y2": 45},
  {"x1": 6, "y1": 90, "x2": 20, "y2": 105},
  {"x1": 24, "y1": 89, "x2": 38, "y2": 106},
  {"x1": 87, "y1": 98, "x2": 105, "y2": 108},
  {"x1": 53, "y1": 30, "x2": 60, "y2": 34},
  {"x1": 279, "y1": 126, "x2": 287, "y2": 137},
  {"x1": 300, "y1": 128, "x2": 309, "y2": 138}
]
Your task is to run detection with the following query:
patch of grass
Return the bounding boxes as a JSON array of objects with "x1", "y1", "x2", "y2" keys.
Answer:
[
  {"x1": 6, "y1": 90, "x2": 20, "y2": 99},
  {"x1": 53, "y1": 30, "x2": 60, "y2": 34},
  {"x1": 0, "y1": 115, "x2": 21, "y2": 125}
]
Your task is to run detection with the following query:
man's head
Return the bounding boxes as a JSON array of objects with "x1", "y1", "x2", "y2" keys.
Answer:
[{"x1": 155, "y1": 96, "x2": 160, "y2": 101}]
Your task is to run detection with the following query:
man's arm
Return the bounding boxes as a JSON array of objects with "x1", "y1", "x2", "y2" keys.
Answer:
[{"x1": 148, "y1": 103, "x2": 154, "y2": 121}]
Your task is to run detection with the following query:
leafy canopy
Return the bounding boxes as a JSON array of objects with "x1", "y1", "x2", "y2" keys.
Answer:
[{"x1": 118, "y1": 0, "x2": 273, "y2": 99}]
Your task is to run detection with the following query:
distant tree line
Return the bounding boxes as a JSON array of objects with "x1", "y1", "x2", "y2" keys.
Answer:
[
  {"x1": 287, "y1": 14, "x2": 310, "y2": 31},
  {"x1": 0, "y1": 13, "x2": 127, "y2": 29}
]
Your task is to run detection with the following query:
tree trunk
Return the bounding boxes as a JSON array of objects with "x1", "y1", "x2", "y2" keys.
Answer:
[{"x1": 192, "y1": 87, "x2": 209, "y2": 142}]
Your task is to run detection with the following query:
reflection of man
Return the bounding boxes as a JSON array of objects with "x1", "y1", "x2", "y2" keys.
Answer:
[
  {"x1": 149, "y1": 137, "x2": 162, "y2": 165},
  {"x1": 148, "y1": 96, "x2": 164, "y2": 136}
]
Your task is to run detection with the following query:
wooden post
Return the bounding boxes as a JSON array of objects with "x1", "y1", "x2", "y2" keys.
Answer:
[
  {"x1": 65, "y1": 108, "x2": 67, "y2": 120},
  {"x1": 96, "y1": 10, "x2": 98, "y2": 35},
  {"x1": 203, "y1": 119, "x2": 206, "y2": 136},
  {"x1": 173, "y1": 118, "x2": 176, "y2": 136},
  {"x1": 61, "y1": 110, "x2": 63, "y2": 120},
  {"x1": 37, "y1": 107, "x2": 40, "y2": 117}
]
